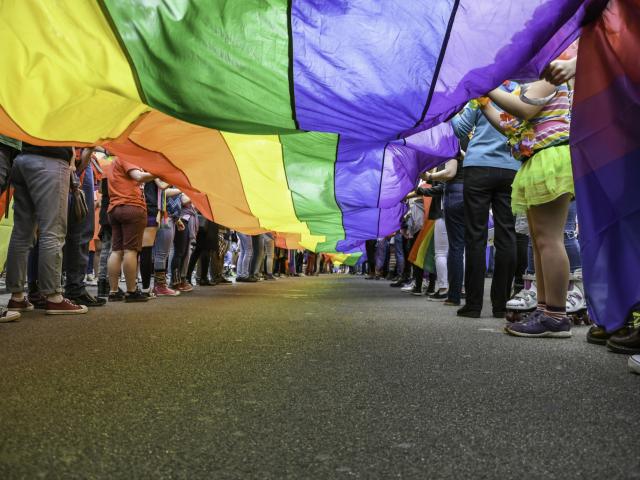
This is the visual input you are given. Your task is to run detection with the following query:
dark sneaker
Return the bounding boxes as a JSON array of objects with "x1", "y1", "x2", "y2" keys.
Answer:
[
  {"x1": 410, "y1": 286, "x2": 423, "y2": 296},
  {"x1": 457, "y1": 305, "x2": 481, "y2": 318},
  {"x1": 264, "y1": 274, "x2": 276, "y2": 281},
  {"x1": 428, "y1": 291, "x2": 449, "y2": 301},
  {"x1": 504, "y1": 312, "x2": 572, "y2": 338},
  {"x1": 7, "y1": 298, "x2": 34, "y2": 312},
  {"x1": 629, "y1": 355, "x2": 640, "y2": 374},
  {"x1": 68, "y1": 292, "x2": 106, "y2": 307},
  {"x1": 108, "y1": 289, "x2": 125, "y2": 302},
  {"x1": 97, "y1": 279, "x2": 110, "y2": 298},
  {"x1": 27, "y1": 292, "x2": 48, "y2": 309},
  {"x1": 198, "y1": 279, "x2": 215, "y2": 286},
  {"x1": 390, "y1": 279, "x2": 408, "y2": 288},
  {"x1": 246, "y1": 276, "x2": 259, "y2": 283},
  {"x1": 235, "y1": 276, "x2": 248, "y2": 283},
  {"x1": 216, "y1": 277, "x2": 233, "y2": 285},
  {"x1": 124, "y1": 289, "x2": 150, "y2": 303},
  {"x1": 177, "y1": 281, "x2": 194, "y2": 293},
  {"x1": 0, "y1": 308, "x2": 21, "y2": 323},
  {"x1": 45, "y1": 298, "x2": 89, "y2": 315},
  {"x1": 444, "y1": 299, "x2": 461, "y2": 306}
]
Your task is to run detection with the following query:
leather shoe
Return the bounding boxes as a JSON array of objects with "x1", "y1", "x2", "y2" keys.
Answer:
[{"x1": 607, "y1": 326, "x2": 640, "y2": 355}]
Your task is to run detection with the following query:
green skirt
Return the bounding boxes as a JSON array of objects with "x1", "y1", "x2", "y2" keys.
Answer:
[{"x1": 511, "y1": 144, "x2": 575, "y2": 213}]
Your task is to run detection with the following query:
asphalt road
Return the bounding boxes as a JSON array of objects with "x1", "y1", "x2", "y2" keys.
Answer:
[{"x1": 1, "y1": 275, "x2": 638, "y2": 479}]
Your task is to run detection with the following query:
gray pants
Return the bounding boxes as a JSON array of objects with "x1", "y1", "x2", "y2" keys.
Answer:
[
  {"x1": 98, "y1": 228, "x2": 112, "y2": 282},
  {"x1": 7, "y1": 154, "x2": 69, "y2": 295}
]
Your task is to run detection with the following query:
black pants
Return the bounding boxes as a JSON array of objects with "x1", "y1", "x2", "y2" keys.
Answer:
[
  {"x1": 187, "y1": 223, "x2": 219, "y2": 281},
  {"x1": 365, "y1": 239, "x2": 376, "y2": 275},
  {"x1": 463, "y1": 167, "x2": 517, "y2": 312}
]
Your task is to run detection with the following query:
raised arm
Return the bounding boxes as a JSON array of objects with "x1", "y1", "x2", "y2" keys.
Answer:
[{"x1": 487, "y1": 80, "x2": 557, "y2": 120}]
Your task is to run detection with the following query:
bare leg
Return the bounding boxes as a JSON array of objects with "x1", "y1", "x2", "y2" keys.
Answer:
[
  {"x1": 108, "y1": 250, "x2": 124, "y2": 293},
  {"x1": 527, "y1": 211, "x2": 546, "y2": 305},
  {"x1": 528, "y1": 194, "x2": 572, "y2": 308},
  {"x1": 122, "y1": 250, "x2": 139, "y2": 292}
]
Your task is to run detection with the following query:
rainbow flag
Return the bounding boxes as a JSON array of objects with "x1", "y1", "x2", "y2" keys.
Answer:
[
  {"x1": 408, "y1": 197, "x2": 435, "y2": 271},
  {"x1": 570, "y1": 0, "x2": 640, "y2": 332},
  {"x1": 0, "y1": 1, "x2": 586, "y2": 253}
]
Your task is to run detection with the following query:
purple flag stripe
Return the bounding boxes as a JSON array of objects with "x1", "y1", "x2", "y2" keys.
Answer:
[
  {"x1": 573, "y1": 148, "x2": 640, "y2": 332},
  {"x1": 571, "y1": 76, "x2": 640, "y2": 179}
]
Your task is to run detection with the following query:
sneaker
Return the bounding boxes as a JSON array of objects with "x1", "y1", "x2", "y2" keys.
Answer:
[
  {"x1": 124, "y1": 289, "x2": 150, "y2": 303},
  {"x1": 390, "y1": 279, "x2": 408, "y2": 288},
  {"x1": 45, "y1": 298, "x2": 89, "y2": 315},
  {"x1": 215, "y1": 277, "x2": 233, "y2": 285},
  {"x1": 401, "y1": 281, "x2": 416, "y2": 293},
  {"x1": 504, "y1": 312, "x2": 572, "y2": 338},
  {"x1": 27, "y1": 292, "x2": 48, "y2": 310},
  {"x1": 153, "y1": 284, "x2": 180, "y2": 297},
  {"x1": 85, "y1": 273, "x2": 98, "y2": 286},
  {"x1": 108, "y1": 289, "x2": 125, "y2": 302},
  {"x1": 628, "y1": 355, "x2": 640, "y2": 375},
  {"x1": 444, "y1": 299, "x2": 461, "y2": 306},
  {"x1": 198, "y1": 279, "x2": 215, "y2": 286},
  {"x1": 428, "y1": 290, "x2": 449, "y2": 301},
  {"x1": 7, "y1": 298, "x2": 34, "y2": 312},
  {"x1": 0, "y1": 308, "x2": 20, "y2": 323},
  {"x1": 67, "y1": 292, "x2": 107, "y2": 307},
  {"x1": 177, "y1": 281, "x2": 194, "y2": 293},
  {"x1": 141, "y1": 290, "x2": 157, "y2": 300},
  {"x1": 410, "y1": 286, "x2": 423, "y2": 296},
  {"x1": 245, "y1": 276, "x2": 259, "y2": 283},
  {"x1": 457, "y1": 305, "x2": 481, "y2": 318}
]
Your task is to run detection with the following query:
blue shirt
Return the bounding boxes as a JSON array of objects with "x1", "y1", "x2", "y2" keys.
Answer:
[{"x1": 451, "y1": 104, "x2": 520, "y2": 171}]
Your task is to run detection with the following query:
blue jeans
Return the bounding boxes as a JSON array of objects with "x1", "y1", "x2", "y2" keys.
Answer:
[
  {"x1": 444, "y1": 183, "x2": 465, "y2": 303},
  {"x1": 152, "y1": 218, "x2": 174, "y2": 272},
  {"x1": 374, "y1": 237, "x2": 389, "y2": 273},
  {"x1": 237, "y1": 233, "x2": 253, "y2": 277},
  {"x1": 64, "y1": 166, "x2": 95, "y2": 297},
  {"x1": 527, "y1": 200, "x2": 582, "y2": 274},
  {"x1": 251, "y1": 234, "x2": 265, "y2": 275},
  {"x1": 393, "y1": 232, "x2": 406, "y2": 277},
  {"x1": 7, "y1": 154, "x2": 69, "y2": 295},
  {"x1": 263, "y1": 233, "x2": 275, "y2": 275}
]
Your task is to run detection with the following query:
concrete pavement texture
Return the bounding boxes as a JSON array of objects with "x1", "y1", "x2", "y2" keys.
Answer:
[{"x1": 0, "y1": 275, "x2": 638, "y2": 479}]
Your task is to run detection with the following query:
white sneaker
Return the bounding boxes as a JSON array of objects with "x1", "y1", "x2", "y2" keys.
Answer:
[
  {"x1": 0, "y1": 309, "x2": 20, "y2": 323},
  {"x1": 85, "y1": 273, "x2": 98, "y2": 286},
  {"x1": 629, "y1": 355, "x2": 640, "y2": 375},
  {"x1": 401, "y1": 281, "x2": 416, "y2": 292}
]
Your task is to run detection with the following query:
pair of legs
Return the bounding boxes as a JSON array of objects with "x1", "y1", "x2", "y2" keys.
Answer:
[
  {"x1": 463, "y1": 167, "x2": 517, "y2": 313},
  {"x1": 7, "y1": 154, "x2": 69, "y2": 304},
  {"x1": 107, "y1": 205, "x2": 146, "y2": 294},
  {"x1": 433, "y1": 218, "x2": 449, "y2": 293},
  {"x1": 527, "y1": 194, "x2": 572, "y2": 308}
]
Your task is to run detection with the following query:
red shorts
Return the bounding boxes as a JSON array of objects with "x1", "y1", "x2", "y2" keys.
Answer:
[{"x1": 108, "y1": 205, "x2": 146, "y2": 252}]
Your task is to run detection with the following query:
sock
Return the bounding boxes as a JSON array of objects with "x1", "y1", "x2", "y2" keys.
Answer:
[
  {"x1": 140, "y1": 247, "x2": 154, "y2": 290},
  {"x1": 536, "y1": 302, "x2": 547, "y2": 313},
  {"x1": 545, "y1": 304, "x2": 566, "y2": 320}
]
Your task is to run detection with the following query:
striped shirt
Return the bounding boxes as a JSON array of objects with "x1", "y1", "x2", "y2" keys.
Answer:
[{"x1": 529, "y1": 84, "x2": 572, "y2": 152}]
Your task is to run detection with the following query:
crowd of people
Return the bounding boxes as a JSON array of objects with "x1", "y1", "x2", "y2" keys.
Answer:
[
  {"x1": 350, "y1": 50, "x2": 639, "y2": 374},
  {"x1": 0, "y1": 45, "x2": 637, "y2": 375},
  {"x1": 0, "y1": 142, "x2": 338, "y2": 314}
]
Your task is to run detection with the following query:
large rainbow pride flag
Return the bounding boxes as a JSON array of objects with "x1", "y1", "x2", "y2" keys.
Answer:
[
  {"x1": 0, "y1": 1, "x2": 587, "y2": 253},
  {"x1": 570, "y1": 0, "x2": 640, "y2": 331}
]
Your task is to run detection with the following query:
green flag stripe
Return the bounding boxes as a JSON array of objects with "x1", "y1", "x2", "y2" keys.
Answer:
[
  {"x1": 102, "y1": 0, "x2": 296, "y2": 134},
  {"x1": 279, "y1": 132, "x2": 345, "y2": 252}
]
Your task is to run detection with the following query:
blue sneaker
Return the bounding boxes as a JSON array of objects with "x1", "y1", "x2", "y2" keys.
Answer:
[{"x1": 504, "y1": 312, "x2": 572, "y2": 338}]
